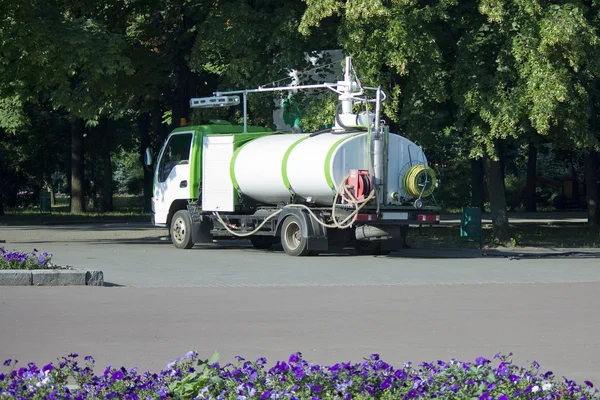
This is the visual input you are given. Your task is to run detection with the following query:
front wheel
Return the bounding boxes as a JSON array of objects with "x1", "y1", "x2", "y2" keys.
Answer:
[
  {"x1": 171, "y1": 210, "x2": 194, "y2": 249},
  {"x1": 280, "y1": 215, "x2": 310, "y2": 257}
]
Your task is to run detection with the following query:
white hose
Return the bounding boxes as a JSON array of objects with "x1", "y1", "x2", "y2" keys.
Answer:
[
  {"x1": 288, "y1": 175, "x2": 375, "y2": 229},
  {"x1": 213, "y1": 175, "x2": 375, "y2": 237},
  {"x1": 212, "y1": 209, "x2": 282, "y2": 237}
]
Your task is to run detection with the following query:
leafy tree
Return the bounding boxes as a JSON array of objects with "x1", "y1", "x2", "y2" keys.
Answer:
[
  {"x1": 0, "y1": 0, "x2": 134, "y2": 213},
  {"x1": 300, "y1": 0, "x2": 600, "y2": 240}
]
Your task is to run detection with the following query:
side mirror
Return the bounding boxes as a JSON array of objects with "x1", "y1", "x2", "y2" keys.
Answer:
[{"x1": 144, "y1": 147, "x2": 153, "y2": 166}]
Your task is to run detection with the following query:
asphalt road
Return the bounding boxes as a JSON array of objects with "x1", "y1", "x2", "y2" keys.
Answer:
[{"x1": 1, "y1": 222, "x2": 600, "y2": 386}]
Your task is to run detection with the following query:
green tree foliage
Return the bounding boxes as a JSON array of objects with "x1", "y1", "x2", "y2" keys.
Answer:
[{"x1": 300, "y1": 0, "x2": 600, "y2": 239}]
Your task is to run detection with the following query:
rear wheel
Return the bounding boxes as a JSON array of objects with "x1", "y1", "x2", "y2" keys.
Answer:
[
  {"x1": 171, "y1": 210, "x2": 194, "y2": 249},
  {"x1": 281, "y1": 215, "x2": 310, "y2": 257}
]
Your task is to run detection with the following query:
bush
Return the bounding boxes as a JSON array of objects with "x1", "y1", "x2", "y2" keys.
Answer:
[
  {"x1": 0, "y1": 247, "x2": 53, "y2": 270},
  {"x1": 1, "y1": 352, "x2": 598, "y2": 399}
]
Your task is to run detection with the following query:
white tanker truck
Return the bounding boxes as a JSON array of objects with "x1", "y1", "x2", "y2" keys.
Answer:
[{"x1": 146, "y1": 58, "x2": 440, "y2": 256}]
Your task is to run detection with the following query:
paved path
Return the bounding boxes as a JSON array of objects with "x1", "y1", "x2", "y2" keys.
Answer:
[{"x1": 1, "y1": 222, "x2": 599, "y2": 386}]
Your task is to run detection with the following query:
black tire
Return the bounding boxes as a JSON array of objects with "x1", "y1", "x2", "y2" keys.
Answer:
[
  {"x1": 280, "y1": 215, "x2": 310, "y2": 257},
  {"x1": 250, "y1": 236, "x2": 277, "y2": 250},
  {"x1": 354, "y1": 240, "x2": 389, "y2": 256},
  {"x1": 170, "y1": 210, "x2": 194, "y2": 249}
]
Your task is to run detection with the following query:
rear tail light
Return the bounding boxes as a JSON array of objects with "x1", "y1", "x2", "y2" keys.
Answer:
[
  {"x1": 356, "y1": 214, "x2": 377, "y2": 221},
  {"x1": 418, "y1": 214, "x2": 440, "y2": 222}
]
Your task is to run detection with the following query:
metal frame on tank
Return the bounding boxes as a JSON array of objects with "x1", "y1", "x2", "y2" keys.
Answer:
[{"x1": 190, "y1": 57, "x2": 388, "y2": 207}]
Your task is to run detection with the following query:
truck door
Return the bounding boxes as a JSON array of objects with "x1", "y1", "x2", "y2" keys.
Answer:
[{"x1": 153, "y1": 131, "x2": 193, "y2": 225}]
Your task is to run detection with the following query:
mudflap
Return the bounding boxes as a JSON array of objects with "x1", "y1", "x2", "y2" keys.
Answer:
[
  {"x1": 191, "y1": 219, "x2": 214, "y2": 244},
  {"x1": 276, "y1": 207, "x2": 328, "y2": 252}
]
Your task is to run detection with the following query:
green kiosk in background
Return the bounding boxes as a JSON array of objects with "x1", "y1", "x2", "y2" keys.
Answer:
[
  {"x1": 460, "y1": 206, "x2": 482, "y2": 247},
  {"x1": 39, "y1": 191, "x2": 51, "y2": 214}
]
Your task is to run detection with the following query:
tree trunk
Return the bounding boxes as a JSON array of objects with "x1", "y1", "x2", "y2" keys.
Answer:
[
  {"x1": 525, "y1": 141, "x2": 537, "y2": 212},
  {"x1": 101, "y1": 120, "x2": 113, "y2": 212},
  {"x1": 484, "y1": 145, "x2": 511, "y2": 243},
  {"x1": 171, "y1": 61, "x2": 196, "y2": 130},
  {"x1": 138, "y1": 113, "x2": 153, "y2": 213},
  {"x1": 171, "y1": 14, "x2": 196, "y2": 131},
  {"x1": 50, "y1": 186, "x2": 56, "y2": 207},
  {"x1": 90, "y1": 136, "x2": 99, "y2": 211},
  {"x1": 470, "y1": 158, "x2": 485, "y2": 210},
  {"x1": 584, "y1": 149, "x2": 599, "y2": 227},
  {"x1": 70, "y1": 118, "x2": 85, "y2": 214}
]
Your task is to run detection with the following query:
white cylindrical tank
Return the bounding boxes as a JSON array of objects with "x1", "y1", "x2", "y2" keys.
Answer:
[
  {"x1": 231, "y1": 133, "x2": 308, "y2": 204},
  {"x1": 230, "y1": 131, "x2": 427, "y2": 206}
]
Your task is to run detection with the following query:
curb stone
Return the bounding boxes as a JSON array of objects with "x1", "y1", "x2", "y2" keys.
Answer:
[{"x1": 0, "y1": 269, "x2": 104, "y2": 286}]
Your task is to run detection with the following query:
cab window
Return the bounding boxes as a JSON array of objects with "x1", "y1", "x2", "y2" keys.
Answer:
[{"x1": 158, "y1": 133, "x2": 192, "y2": 182}]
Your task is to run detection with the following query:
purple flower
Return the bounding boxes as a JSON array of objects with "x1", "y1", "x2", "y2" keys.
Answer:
[
  {"x1": 475, "y1": 356, "x2": 490, "y2": 366},
  {"x1": 380, "y1": 377, "x2": 391, "y2": 390},
  {"x1": 289, "y1": 352, "x2": 301, "y2": 363},
  {"x1": 185, "y1": 351, "x2": 196, "y2": 359},
  {"x1": 112, "y1": 370, "x2": 124, "y2": 381},
  {"x1": 3, "y1": 359, "x2": 12, "y2": 367},
  {"x1": 585, "y1": 380, "x2": 594, "y2": 388}
]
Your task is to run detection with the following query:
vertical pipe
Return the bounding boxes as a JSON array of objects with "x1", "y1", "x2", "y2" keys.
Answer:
[
  {"x1": 342, "y1": 57, "x2": 352, "y2": 114},
  {"x1": 243, "y1": 92, "x2": 248, "y2": 133},
  {"x1": 373, "y1": 87, "x2": 384, "y2": 209}
]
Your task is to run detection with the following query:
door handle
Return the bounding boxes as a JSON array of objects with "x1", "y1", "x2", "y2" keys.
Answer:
[{"x1": 180, "y1": 180, "x2": 188, "y2": 188}]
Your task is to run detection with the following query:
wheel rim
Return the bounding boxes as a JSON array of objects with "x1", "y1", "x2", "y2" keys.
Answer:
[
  {"x1": 173, "y1": 217, "x2": 186, "y2": 243},
  {"x1": 284, "y1": 220, "x2": 302, "y2": 251}
]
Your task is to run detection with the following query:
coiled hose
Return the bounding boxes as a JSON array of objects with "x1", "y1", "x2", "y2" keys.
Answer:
[{"x1": 402, "y1": 165, "x2": 437, "y2": 198}]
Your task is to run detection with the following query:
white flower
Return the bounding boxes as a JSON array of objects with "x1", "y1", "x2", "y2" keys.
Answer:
[
  {"x1": 542, "y1": 382, "x2": 552, "y2": 391},
  {"x1": 35, "y1": 376, "x2": 50, "y2": 388},
  {"x1": 532, "y1": 385, "x2": 540, "y2": 393}
]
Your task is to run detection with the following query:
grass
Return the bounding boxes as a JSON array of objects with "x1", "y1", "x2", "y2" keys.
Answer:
[
  {"x1": 0, "y1": 195, "x2": 150, "y2": 225},
  {"x1": 408, "y1": 224, "x2": 600, "y2": 249}
]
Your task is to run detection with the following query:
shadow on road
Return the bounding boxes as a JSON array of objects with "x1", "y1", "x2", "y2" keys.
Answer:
[
  {"x1": 385, "y1": 248, "x2": 600, "y2": 260},
  {"x1": 1, "y1": 222, "x2": 159, "y2": 232}
]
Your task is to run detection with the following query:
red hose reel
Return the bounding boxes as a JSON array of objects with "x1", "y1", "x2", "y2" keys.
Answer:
[{"x1": 346, "y1": 169, "x2": 373, "y2": 201}]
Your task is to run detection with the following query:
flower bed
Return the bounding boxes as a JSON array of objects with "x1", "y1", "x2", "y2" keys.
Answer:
[
  {"x1": 0, "y1": 247, "x2": 53, "y2": 270},
  {"x1": 1, "y1": 352, "x2": 598, "y2": 399}
]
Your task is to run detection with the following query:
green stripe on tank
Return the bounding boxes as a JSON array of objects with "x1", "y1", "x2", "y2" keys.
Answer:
[
  {"x1": 229, "y1": 143, "x2": 247, "y2": 192},
  {"x1": 189, "y1": 130, "x2": 203, "y2": 199},
  {"x1": 324, "y1": 133, "x2": 362, "y2": 192},
  {"x1": 281, "y1": 135, "x2": 310, "y2": 194}
]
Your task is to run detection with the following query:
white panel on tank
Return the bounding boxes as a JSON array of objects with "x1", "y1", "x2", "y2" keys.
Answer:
[
  {"x1": 202, "y1": 136, "x2": 234, "y2": 212},
  {"x1": 234, "y1": 134, "x2": 308, "y2": 204},
  {"x1": 386, "y1": 133, "x2": 428, "y2": 203},
  {"x1": 330, "y1": 132, "x2": 369, "y2": 190},
  {"x1": 286, "y1": 133, "x2": 346, "y2": 205}
]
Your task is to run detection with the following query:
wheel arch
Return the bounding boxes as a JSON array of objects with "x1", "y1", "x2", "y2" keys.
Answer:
[
  {"x1": 274, "y1": 207, "x2": 328, "y2": 239},
  {"x1": 166, "y1": 199, "x2": 189, "y2": 228}
]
